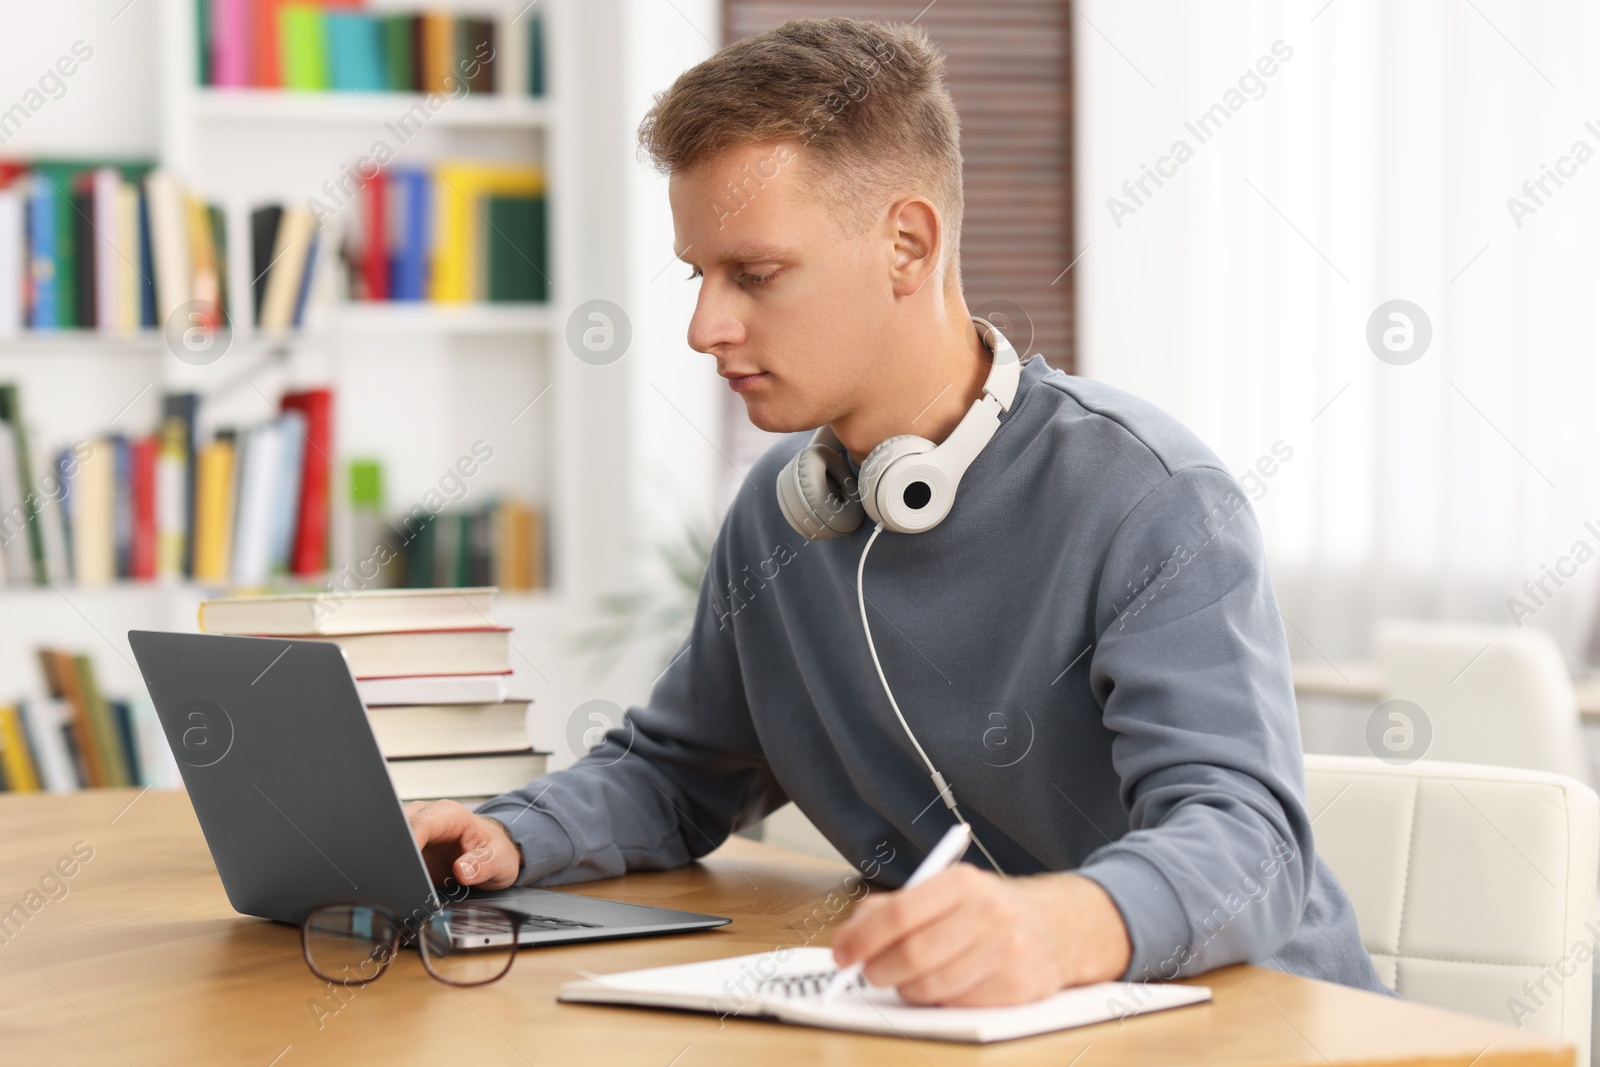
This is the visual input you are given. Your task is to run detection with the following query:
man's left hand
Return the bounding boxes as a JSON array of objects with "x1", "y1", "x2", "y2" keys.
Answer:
[{"x1": 829, "y1": 865, "x2": 1133, "y2": 1006}]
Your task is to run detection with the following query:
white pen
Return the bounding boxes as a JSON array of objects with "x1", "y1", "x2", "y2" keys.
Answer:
[{"x1": 822, "y1": 821, "x2": 973, "y2": 1000}]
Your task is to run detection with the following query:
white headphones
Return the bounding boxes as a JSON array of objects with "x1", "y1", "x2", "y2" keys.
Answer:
[
  {"x1": 774, "y1": 316, "x2": 1022, "y2": 876},
  {"x1": 775, "y1": 316, "x2": 1020, "y2": 540}
]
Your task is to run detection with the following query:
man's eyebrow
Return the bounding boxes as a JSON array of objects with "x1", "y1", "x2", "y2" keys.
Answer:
[{"x1": 675, "y1": 244, "x2": 794, "y2": 265}]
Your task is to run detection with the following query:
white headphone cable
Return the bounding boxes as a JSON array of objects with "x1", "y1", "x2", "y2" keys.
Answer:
[{"x1": 857, "y1": 522, "x2": 1009, "y2": 877}]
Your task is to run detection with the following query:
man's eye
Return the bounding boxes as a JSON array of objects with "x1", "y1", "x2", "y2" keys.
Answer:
[
  {"x1": 739, "y1": 270, "x2": 777, "y2": 287},
  {"x1": 685, "y1": 266, "x2": 703, "y2": 281}
]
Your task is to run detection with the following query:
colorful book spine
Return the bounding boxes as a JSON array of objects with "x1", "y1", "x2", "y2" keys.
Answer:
[
  {"x1": 26, "y1": 175, "x2": 55, "y2": 330},
  {"x1": 130, "y1": 435, "x2": 158, "y2": 580},
  {"x1": 528, "y1": 11, "x2": 544, "y2": 96},
  {"x1": 111, "y1": 435, "x2": 132, "y2": 579},
  {"x1": 155, "y1": 417, "x2": 189, "y2": 579},
  {"x1": 390, "y1": 167, "x2": 429, "y2": 301},
  {"x1": 251, "y1": 0, "x2": 282, "y2": 87},
  {"x1": 0, "y1": 705, "x2": 41, "y2": 792},
  {"x1": 211, "y1": 0, "x2": 252, "y2": 87},
  {"x1": 280, "y1": 389, "x2": 331, "y2": 575},
  {"x1": 326, "y1": 12, "x2": 387, "y2": 91},
  {"x1": 362, "y1": 170, "x2": 389, "y2": 300},
  {"x1": 39, "y1": 649, "x2": 103, "y2": 787},
  {"x1": 383, "y1": 14, "x2": 415, "y2": 92},
  {"x1": 136, "y1": 183, "x2": 157, "y2": 328},
  {"x1": 281, "y1": 4, "x2": 330, "y2": 90},
  {"x1": 73, "y1": 653, "x2": 132, "y2": 788},
  {"x1": 194, "y1": 434, "x2": 236, "y2": 582}
]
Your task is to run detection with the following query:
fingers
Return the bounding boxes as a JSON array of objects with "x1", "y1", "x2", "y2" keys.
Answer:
[
  {"x1": 831, "y1": 864, "x2": 976, "y2": 969},
  {"x1": 454, "y1": 821, "x2": 513, "y2": 888},
  {"x1": 895, "y1": 934, "x2": 1006, "y2": 1006},
  {"x1": 855, "y1": 896, "x2": 985, "y2": 990},
  {"x1": 404, "y1": 800, "x2": 518, "y2": 889},
  {"x1": 405, "y1": 799, "x2": 475, "y2": 852}
]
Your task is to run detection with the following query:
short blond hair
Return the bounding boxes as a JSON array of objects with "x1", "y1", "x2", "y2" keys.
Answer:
[{"x1": 638, "y1": 17, "x2": 964, "y2": 286}]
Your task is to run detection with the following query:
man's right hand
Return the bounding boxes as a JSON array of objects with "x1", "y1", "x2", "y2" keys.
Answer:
[{"x1": 404, "y1": 800, "x2": 523, "y2": 891}]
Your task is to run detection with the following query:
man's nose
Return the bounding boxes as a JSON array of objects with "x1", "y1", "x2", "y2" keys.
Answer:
[{"x1": 687, "y1": 293, "x2": 743, "y2": 355}]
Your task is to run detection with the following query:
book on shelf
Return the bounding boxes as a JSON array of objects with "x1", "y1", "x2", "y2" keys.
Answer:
[
  {"x1": 0, "y1": 647, "x2": 181, "y2": 793},
  {"x1": 398, "y1": 501, "x2": 546, "y2": 591},
  {"x1": 199, "y1": 585, "x2": 545, "y2": 803},
  {"x1": 0, "y1": 705, "x2": 41, "y2": 792},
  {"x1": 0, "y1": 379, "x2": 333, "y2": 588},
  {"x1": 279, "y1": 389, "x2": 331, "y2": 573},
  {"x1": 254, "y1": 204, "x2": 318, "y2": 330},
  {"x1": 197, "y1": 2, "x2": 538, "y2": 97},
  {"x1": 340, "y1": 160, "x2": 547, "y2": 306},
  {"x1": 527, "y1": 11, "x2": 543, "y2": 96}
]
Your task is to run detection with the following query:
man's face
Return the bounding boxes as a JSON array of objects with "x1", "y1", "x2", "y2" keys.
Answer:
[{"x1": 671, "y1": 141, "x2": 894, "y2": 434}]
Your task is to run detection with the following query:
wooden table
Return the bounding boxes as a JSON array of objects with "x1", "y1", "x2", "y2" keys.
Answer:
[
  {"x1": 0, "y1": 790, "x2": 1573, "y2": 1066},
  {"x1": 1293, "y1": 660, "x2": 1600, "y2": 721}
]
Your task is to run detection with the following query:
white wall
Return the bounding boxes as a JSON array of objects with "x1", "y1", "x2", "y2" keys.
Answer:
[{"x1": 1074, "y1": 1, "x2": 1600, "y2": 663}]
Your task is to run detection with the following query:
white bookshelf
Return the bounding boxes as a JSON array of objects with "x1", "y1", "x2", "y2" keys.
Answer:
[
  {"x1": 0, "y1": 0, "x2": 729, "y2": 768},
  {"x1": 329, "y1": 302, "x2": 555, "y2": 334},
  {"x1": 189, "y1": 89, "x2": 552, "y2": 129}
]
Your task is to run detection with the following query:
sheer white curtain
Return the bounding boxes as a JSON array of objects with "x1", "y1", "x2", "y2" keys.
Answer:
[{"x1": 1076, "y1": 0, "x2": 1600, "y2": 663}]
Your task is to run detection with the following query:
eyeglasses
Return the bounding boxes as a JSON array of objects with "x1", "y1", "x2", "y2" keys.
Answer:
[{"x1": 301, "y1": 901, "x2": 523, "y2": 987}]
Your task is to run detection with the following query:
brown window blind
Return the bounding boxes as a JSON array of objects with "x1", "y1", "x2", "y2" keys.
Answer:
[{"x1": 720, "y1": 0, "x2": 1076, "y2": 371}]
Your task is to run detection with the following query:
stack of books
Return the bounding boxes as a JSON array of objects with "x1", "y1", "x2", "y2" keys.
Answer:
[
  {"x1": 0, "y1": 380, "x2": 333, "y2": 588},
  {"x1": 198, "y1": 586, "x2": 546, "y2": 804},
  {"x1": 197, "y1": 3, "x2": 543, "y2": 96},
  {"x1": 0, "y1": 648, "x2": 179, "y2": 793},
  {"x1": 339, "y1": 161, "x2": 547, "y2": 305}
]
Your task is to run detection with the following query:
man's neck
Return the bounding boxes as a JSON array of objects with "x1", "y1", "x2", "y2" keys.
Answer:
[{"x1": 831, "y1": 306, "x2": 993, "y2": 462}]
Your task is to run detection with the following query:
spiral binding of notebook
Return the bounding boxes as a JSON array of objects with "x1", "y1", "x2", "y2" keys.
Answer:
[{"x1": 755, "y1": 969, "x2": 862, "y2": 998}]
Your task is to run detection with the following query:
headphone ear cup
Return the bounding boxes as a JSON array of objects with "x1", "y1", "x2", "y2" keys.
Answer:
[
  {"x1": 858, "y1": 434, "x2": 935, "y2": 528},
  {"x1": 776, "y1": 443, "x2": 865, "y2": 540}
]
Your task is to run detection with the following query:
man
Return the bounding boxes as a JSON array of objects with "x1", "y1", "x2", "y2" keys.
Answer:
[{"x1": 408, "y1": 17, "x2": 1389, "y2": 1006}]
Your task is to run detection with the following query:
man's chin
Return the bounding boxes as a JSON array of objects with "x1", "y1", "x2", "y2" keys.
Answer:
[{"x1": 740, "y1": 396, "x2": 818, "y2": 436}]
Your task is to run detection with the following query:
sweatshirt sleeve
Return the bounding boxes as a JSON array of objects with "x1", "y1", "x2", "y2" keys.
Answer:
[
  {"x1": 473, "y1": 515, "x2": 789, "y2": 886},
  {"x1": 1072, "y1": 464, "x2": 1315, "y2": 982}
]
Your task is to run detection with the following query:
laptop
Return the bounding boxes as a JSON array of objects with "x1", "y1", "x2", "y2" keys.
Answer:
[{"x1": 127, "y1": 630, "x2": 731, "y2": 946}]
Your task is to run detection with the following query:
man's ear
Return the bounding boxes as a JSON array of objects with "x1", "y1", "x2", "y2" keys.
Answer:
[{"x1": 886, "y1": 196, "x2": 944, "y2": 297}]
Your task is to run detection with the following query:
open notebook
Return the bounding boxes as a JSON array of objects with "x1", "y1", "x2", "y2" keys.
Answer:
[{"x1": 558, "y1": 947, "x2": 1211, "y2": 1043}]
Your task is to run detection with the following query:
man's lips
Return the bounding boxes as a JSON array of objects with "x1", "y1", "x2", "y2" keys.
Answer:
[{"x1": 720, "y1": 370, "x2": 770, "y2": 393}]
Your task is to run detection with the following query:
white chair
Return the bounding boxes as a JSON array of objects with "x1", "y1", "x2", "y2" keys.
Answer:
[
  {"x1": 1374, "y1": 618, "x2": 1592, "y2": 785},
  {"x1": 1306, "y1": 754, "x2": 1599, "y2": 1065}
]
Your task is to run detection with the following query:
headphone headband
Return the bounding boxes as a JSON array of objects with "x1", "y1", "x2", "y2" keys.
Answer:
[{"x1": 974, "y1": 316, "x2": 1021, "y2": 411}]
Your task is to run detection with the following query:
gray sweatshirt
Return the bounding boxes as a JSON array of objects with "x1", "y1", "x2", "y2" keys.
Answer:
[{"x1": 475, "y1": 353, "x2": 1390, "y2": 994}]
